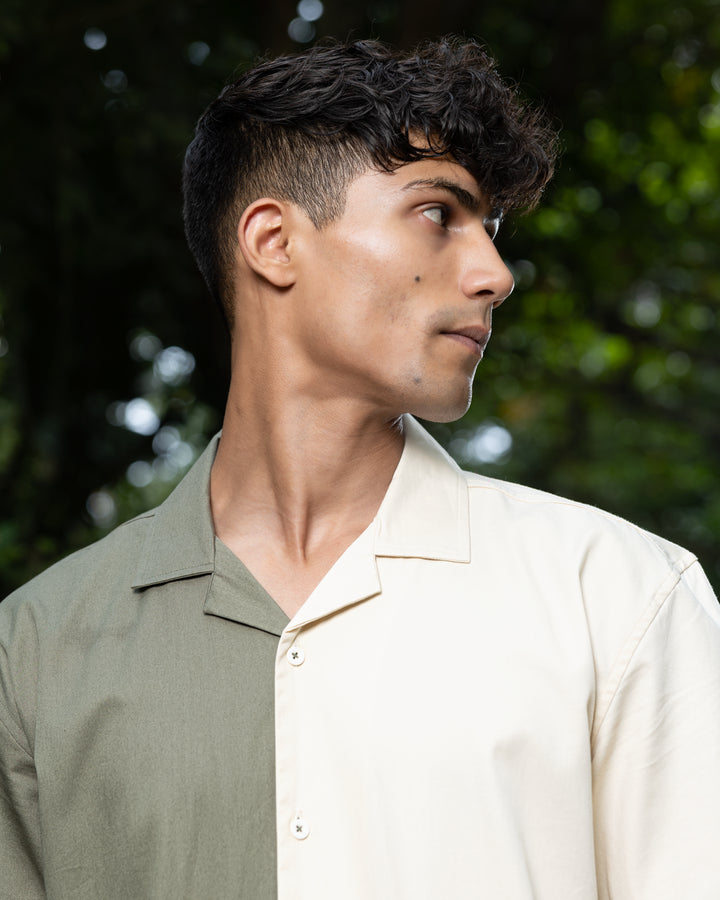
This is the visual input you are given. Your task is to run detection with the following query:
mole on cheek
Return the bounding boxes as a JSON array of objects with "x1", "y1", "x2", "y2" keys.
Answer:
[{"x1": 414, "y1": 275, "x2": 421, "y2": 283}]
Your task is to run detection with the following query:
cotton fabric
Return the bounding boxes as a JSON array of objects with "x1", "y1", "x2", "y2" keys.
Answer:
[{"x1": 2, "y1": 416, "x2": 720, "y2": 899}]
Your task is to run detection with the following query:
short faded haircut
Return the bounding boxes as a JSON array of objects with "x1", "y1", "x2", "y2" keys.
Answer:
[{"x1": 183, "y1": 37, "x2": 558, "y2": 326}]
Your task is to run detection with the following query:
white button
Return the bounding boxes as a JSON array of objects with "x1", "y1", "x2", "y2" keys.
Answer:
[
  {"x1": 287, "y1": 645, "x2": 305, "y2": 666},
  {"x1": 291, "y1": 815, "x2": 310, "y2": 840}
]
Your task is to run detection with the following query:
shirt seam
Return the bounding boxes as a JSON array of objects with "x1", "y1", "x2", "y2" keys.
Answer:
[
  {"x1": 467, "y1": 481, "x2": 650, "y2": 529},
  {"x1": 0, "y1": 603, "x2": 39, "y2": 758},
  {"x1": 590, "y1": 557, "x2": 696, "y2": 745},
  {"x1": 0, "y1": 708, "x2": 34, "y2": 759}
]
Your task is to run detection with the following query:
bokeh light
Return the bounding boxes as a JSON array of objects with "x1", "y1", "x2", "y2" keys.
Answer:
[
  {"x1": 449, "y1": 421, "x2": 513, "y2": 466},
  {"x1": 153, "y1": 346, "x2": 195, "y2": 386},
  {"x1": 86, "y1": 490, "x2": 116, "y2": 527},
  {"x1": 297, "y1": 0, "x2": 324, "y2": 21},
  {"x1": 288, "y1": 18, "x2": 315, "y2": 43},
  {"x1": 122, "y1": 398, "x2": 160, "y2": 435},
  {"x1": 83, "y1": 27, "x2": 107, "y2": 51},
  {"x1": 103, "y1": 70, "x2": 128, "y2": 93},
  {"x1": 188, "y1": 41, "x2": 210, "y2": 65}
]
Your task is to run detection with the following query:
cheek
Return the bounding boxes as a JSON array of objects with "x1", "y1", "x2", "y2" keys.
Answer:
[{"x1": 306, "y1": 236, "x2": 421, "y2": 337}]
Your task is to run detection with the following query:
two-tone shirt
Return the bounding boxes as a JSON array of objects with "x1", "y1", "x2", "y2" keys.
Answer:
[{"x1": 2, "y1": 415, "x2": 720, "y2": 898}]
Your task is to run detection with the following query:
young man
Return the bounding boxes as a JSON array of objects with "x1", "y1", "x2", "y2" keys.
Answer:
[{"x1": 2, "y1": 38, "x2": 719, "y2": 899}]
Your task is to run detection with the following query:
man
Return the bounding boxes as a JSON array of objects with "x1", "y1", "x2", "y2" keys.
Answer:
[{"x1": 2, "y1": 38, "x2": 719, "y2": 900}]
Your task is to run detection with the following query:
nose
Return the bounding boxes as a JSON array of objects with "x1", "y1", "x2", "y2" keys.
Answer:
[{"x1": 460, "y1": 232, "x2": 515, "y2": 308}]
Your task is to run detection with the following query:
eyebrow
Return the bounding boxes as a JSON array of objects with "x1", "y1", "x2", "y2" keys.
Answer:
[{"x1": 401, "y1": 177, "x2": 503, "y2": 224}]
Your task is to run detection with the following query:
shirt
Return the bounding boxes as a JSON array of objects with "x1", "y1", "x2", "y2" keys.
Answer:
[{"x1": 2, "y1": 415, "x2": 720, "y2": 899}]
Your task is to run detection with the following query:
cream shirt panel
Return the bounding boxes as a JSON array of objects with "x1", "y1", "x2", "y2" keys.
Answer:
[{"x1": 274, "y1": 416, "x2": 720, "y2": 900}]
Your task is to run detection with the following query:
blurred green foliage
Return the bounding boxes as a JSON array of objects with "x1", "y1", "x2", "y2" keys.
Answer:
[{"x1": 1, "y1": 0, "x2": 719, "y2": 596}]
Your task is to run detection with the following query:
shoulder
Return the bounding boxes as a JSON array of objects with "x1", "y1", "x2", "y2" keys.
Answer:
[
  {"x1": 461, "y1": 468, "x2": 716, "y2": 635},
  {"x1": 1, "y1": 433, "x2": 219, "y2": 633},
  {"x1": 0, "y1": 509, "x2": 157, "y2": 629},
  {"x1": 460, "y1": 469, "x2": 719, "y2": 693},
  {"x1": 0, "y1": 509, "x2": 160, "y2": 753},
  {"x1": 462, "y1": 468, "x2": 696, "y2": 577}
]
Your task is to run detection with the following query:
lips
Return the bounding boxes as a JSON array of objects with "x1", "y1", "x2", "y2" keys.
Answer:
[{"x1": 441, "y1": 326, "x2": 491, "y2": 356}]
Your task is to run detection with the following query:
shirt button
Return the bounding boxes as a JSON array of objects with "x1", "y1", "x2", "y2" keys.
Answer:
[
  {"x1": 291, "y1": 815, "x2": 310, "y2": 840},
  {"x1": 287, "y1": 645, "x2": 305, "y2": 666}
]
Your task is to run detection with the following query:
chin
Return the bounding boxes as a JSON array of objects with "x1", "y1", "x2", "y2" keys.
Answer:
[{"x1": 406, "y1": 386, "x2": 473, "y2": 424}]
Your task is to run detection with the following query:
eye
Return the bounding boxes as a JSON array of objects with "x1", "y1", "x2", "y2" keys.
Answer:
[{"x1": 422, "y1": 206, "x2": 448, "y2": 227}]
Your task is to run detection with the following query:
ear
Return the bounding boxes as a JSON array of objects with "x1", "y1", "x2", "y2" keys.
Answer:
[{"x1": 236, "y1": 198, "x2": 296, "y2": 289}]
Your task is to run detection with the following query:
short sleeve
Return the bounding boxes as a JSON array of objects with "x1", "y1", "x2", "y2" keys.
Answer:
[
  {"x1": 592, "y1": 560, "x2": 720, "y2": 899},
  {"x1": 0, "y1": 597, "x2": 45, "y2": 898}
]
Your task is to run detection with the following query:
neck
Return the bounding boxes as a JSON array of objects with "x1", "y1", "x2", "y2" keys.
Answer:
[
  {"x1": 212, "y1": 382, "x2": 404, "y2": 557},
  {"x1": 209, "y1": 340, "x2": 404, "y2": 613}
]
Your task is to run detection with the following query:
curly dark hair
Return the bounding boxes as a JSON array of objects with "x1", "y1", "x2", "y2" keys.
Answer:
[{"x1": 183, "y1": 37, "x2": 558, "y2": 326}]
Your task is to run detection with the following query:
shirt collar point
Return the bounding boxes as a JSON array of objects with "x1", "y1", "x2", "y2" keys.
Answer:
[{"x1": 130, "y1": 435, "x2": 220, "y2": 592}]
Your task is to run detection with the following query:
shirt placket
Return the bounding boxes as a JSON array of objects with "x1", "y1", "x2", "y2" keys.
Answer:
[
  {"x1": 275, "y1": 621, "x2": 313, "y2": 898},
  {"x1": 274, "y1": 526, "x2": 381, "y2": 900}
]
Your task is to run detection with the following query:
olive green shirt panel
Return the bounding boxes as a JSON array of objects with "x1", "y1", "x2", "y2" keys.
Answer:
[{"x1": 0, "y1": 484, "x2": 289, "y2": 900}]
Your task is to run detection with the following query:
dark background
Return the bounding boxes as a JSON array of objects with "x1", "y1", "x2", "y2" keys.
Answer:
[{"x1": 1, "y1": 0, "x2": 719, "y2": 597}]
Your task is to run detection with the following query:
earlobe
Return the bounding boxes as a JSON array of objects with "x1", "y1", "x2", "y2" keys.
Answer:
[{"x1": 237, "y1": 199, "x2": 296, "y2": 288}]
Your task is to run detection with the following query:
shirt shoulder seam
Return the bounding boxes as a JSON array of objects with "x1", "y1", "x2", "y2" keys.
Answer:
[
  {"x1": 590, "y1": 556, "x2": 696, "y2": 744},
  {"x1": 465, "y1": 477, "x2": 697, "y2": 563}
]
